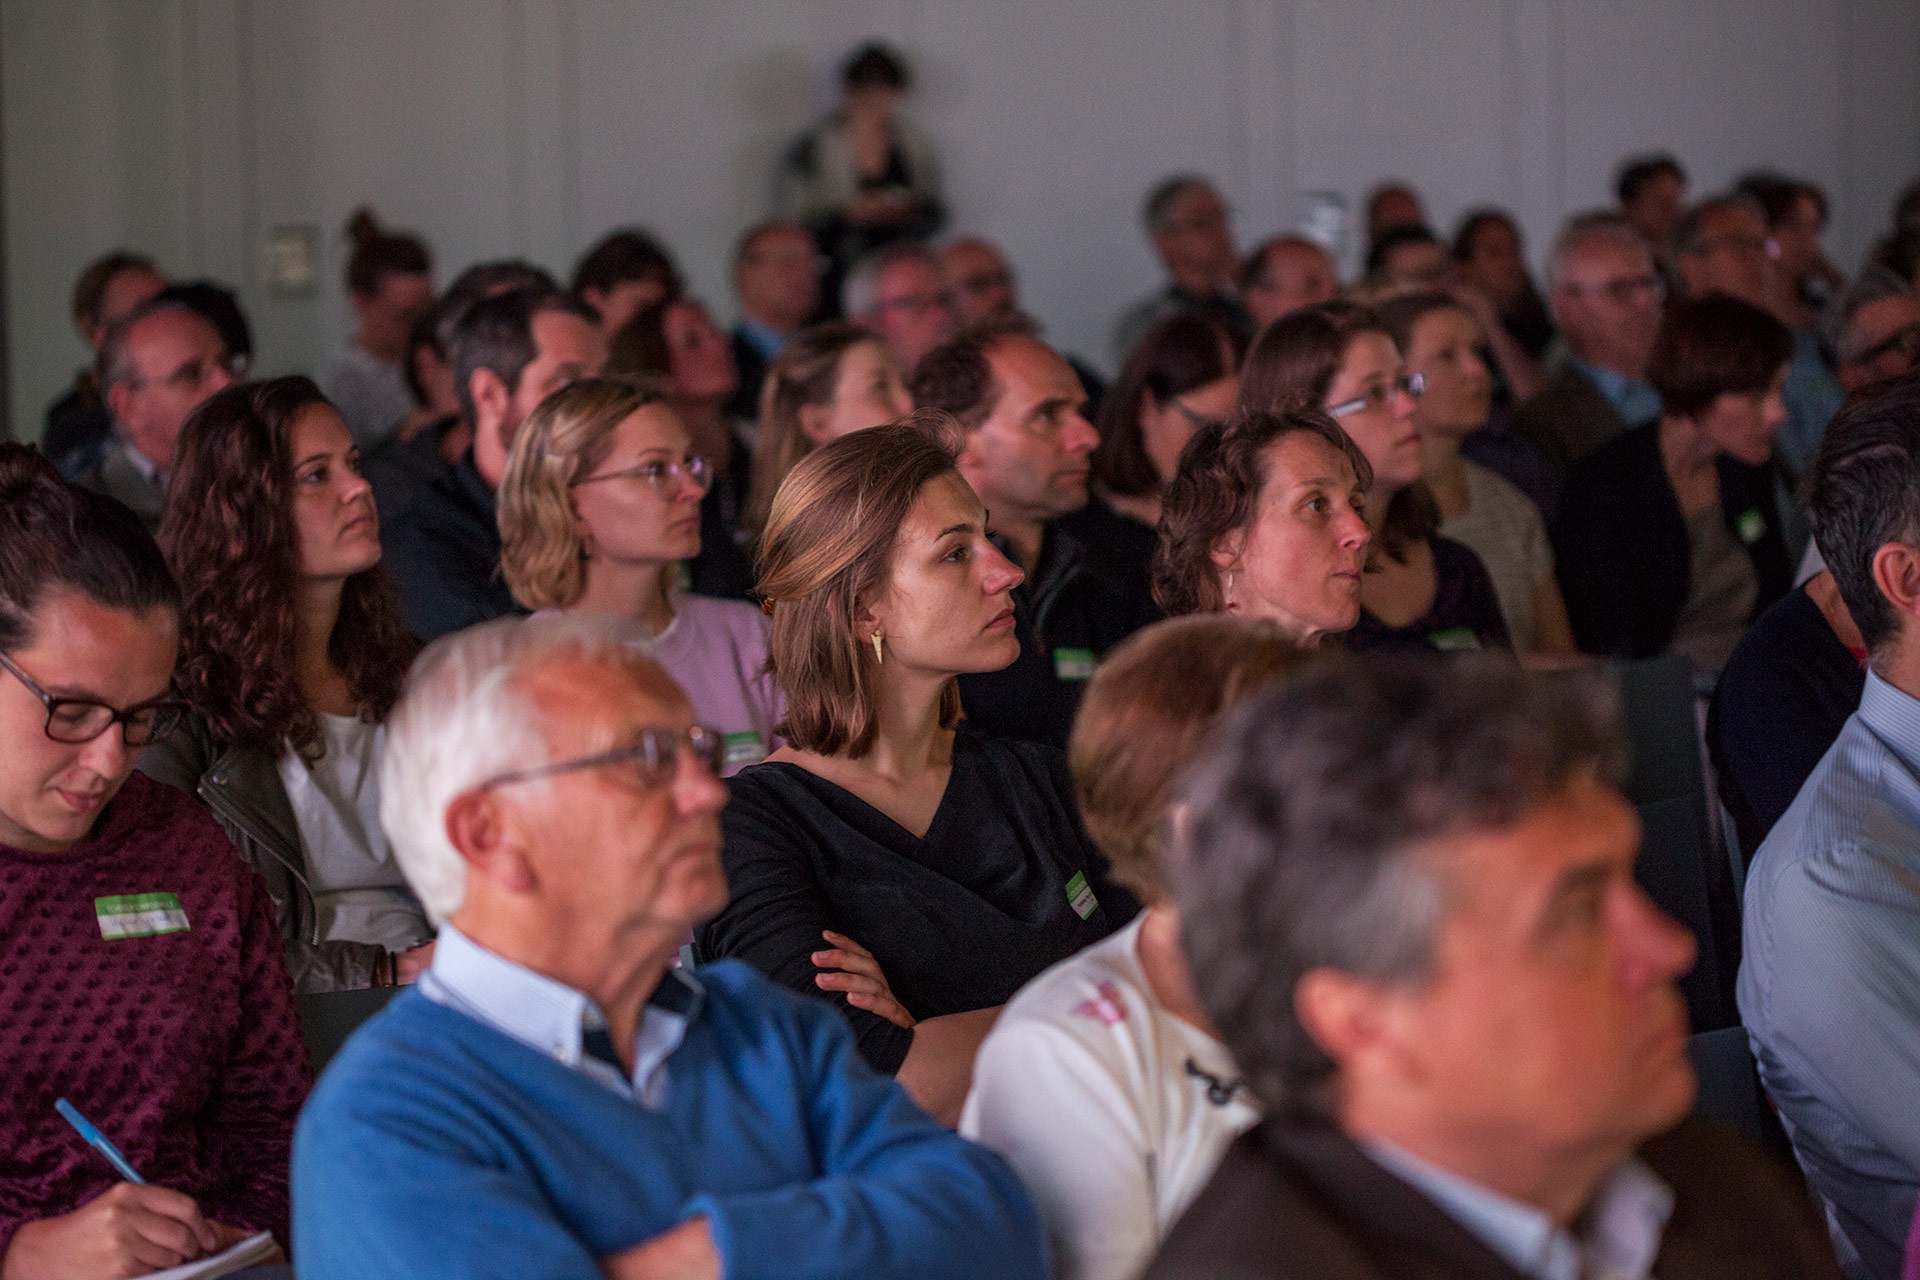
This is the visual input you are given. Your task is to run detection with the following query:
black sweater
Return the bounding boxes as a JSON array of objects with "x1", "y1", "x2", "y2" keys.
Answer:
[
  {"x1": 696, "y1": 732, "x2": 1138, "y2": 1073},
  {"x1": 1551, "y1": 422, "x2": 1791, "y2": 660}
]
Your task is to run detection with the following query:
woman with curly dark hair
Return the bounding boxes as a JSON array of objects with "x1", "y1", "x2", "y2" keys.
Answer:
[{"x1": 142, "y1": 376, "x2": 430, "y2": 992}]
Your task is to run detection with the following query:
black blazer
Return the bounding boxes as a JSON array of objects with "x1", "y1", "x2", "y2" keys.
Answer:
[
  {"x1": 1551, "y1": 422, "x2": 1791, "y2": 660},
  {"x1": 1144, "y1": 1117, "x2": 1841, "y2": 1280}
]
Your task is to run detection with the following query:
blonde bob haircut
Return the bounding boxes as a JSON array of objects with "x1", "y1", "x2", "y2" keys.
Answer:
[
  {"x1": 759, "y1": 412, "x2": 964, "y2": 756},
  {"x1": 1070, "y1": 614, "x2": 1310, "y2": 903},
  {"x1": 497, "y1": 375, "x2": 669, "y2": 611}
]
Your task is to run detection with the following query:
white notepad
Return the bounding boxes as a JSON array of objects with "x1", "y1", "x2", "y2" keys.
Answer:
[{"x1": 142, "y1": 1231, "x2": 278, "y2": 1279}]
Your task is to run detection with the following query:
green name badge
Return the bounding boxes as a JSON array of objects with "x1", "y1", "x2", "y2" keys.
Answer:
[
  {"x1": 1427, "y1": 627, "x2": 1482, "y2": 652},
  {"x1": 95, "y1": 892, "x2": 189, "y2": 941},
  {"x1": 721, "y1": 731, "x2": 766, "y2": 769},
  {"x1": 1065, "y1": 871, "x2": 1099, "y2": 920},
  {"x1": 1735, "y1": 508, "x2": 1766, "y2": 545},
  {"x1": 1053, "y1": 647, "x2": 1097, "y2": 682}
]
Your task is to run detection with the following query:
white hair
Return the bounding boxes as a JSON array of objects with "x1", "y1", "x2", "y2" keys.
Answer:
[
  {"x1": 379, "y1": 611, "x2": 652, "y2": 925},
  {"x1": 1545, "y1": 211, "x2": 1651, "y2": 293}
]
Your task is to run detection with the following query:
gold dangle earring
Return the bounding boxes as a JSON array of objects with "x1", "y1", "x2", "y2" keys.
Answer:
[{"x1": 871, "y1": 629, "x2": 885, "y2": 663}]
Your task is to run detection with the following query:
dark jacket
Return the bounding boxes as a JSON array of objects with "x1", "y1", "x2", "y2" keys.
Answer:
[
  {"x1": 1145, "y1": 1117, "x2": 1842, "y2": 1280},
  {"x1": 1551, "y1": 422, "x2": 1792, "y2": 660},
  {"x1": 59, "y1": 435, "x2": 167, "y2": 533},
  {"x1": 727, "y1": 328, "x2": 771, "y2": 424},
  {"x1": 139, "y1": 714, "x2": 408, "y2": 993},
  {"x1": 381, "y1": 450, "x2": 521, "y2": 643},
  {"x1": 957, "y1": 519, "x2": 1158, "y2": 748},
  {"x1": 1510, "y1": 362, "x2": 1634, "y2": 477},
  {"x1": 42, "y1": 374, "x2": 112, "y2": 462}
]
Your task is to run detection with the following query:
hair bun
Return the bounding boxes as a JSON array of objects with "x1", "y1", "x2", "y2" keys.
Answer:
[
  {"x1": 0, "y1": 442, "x2": 63, "y2": 503},
  {"x1": 345, "y1": 207, "x2": 382, "y2": 247}
]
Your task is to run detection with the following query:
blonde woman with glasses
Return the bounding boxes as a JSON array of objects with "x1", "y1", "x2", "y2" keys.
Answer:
[{"x1": 498, "y1": 377, "x2": 781, "y2": 775}]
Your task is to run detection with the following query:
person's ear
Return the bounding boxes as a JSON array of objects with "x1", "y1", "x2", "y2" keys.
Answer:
[
  {"x1": 797, "y1": 401, "x2": 833, "y2": 447},
  {"x1": 1871, "y1": 541, "x2": 1920, "y2": 626},
  {"x1": 1209, "y1": 527, "x2": 1246, "y2": 574},
  {"x1": 106, "y1": 380, "x2": 135, "y2": 431},
  {"x1": 470, "y1": 367, "x2": 509, "y2": 428},
  {"x1": 1293, "y1": 966, "x2": 1400, "y2": 1085},
  {"x1": 443, "y1": 788, "x2": 538, "y2": 897}
]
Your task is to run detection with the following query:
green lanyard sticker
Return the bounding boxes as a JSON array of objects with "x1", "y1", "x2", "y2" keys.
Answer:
[
  {"x1": 1427, "y1": 627, "x2": 1482, "y2": 652},
  {"x1": 721, "y1": 731, "x2": 765, "y2": 769},
  {"x1": 95, "y1": 892, "x2": 189, "y2": 940},
  {"x1": 1735, "y1": 508, "x2": 1766, "y2": 544},
  {"x1": 1065, "y1": 871, "x2": 1099, "y2": 920},
  {"x1": 1053, "y1": 647, "x2": 1097, "y2": 682}
]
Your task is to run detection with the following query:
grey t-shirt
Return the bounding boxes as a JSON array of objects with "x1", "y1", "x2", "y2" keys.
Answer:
[
  {"x1": 1437, "y1": 461, "x2": 1554, "y2": 651},
  {"x1": 1668, "y1": 502, "x2": 1758, "y2": 675}
]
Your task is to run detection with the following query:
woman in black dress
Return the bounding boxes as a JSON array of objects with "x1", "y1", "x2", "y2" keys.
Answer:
[{"x1": 696, "y1": 418, "x2": 1137, "y2": 1124}]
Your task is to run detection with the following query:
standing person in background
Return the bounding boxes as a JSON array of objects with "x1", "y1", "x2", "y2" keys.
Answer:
[
  {"x1": 777, "y1": 42, "x2": 944, "y2": 313},
  {"x1": 1113, "y1": 176, "x2": 1251, "y2": 365},
  {"x1": 725, "y1": 221, "x2": 823, "y2": 421},
  {"x1": 144, "y1": 378, "x2": 431, "y2": 993},
  {"x1": 963, "y1": 616, "x2": 1304, "y2": 1280},
  {"x1": 498, "y1": 377, "x2": 783, "y2": 776},
  {"x1": 570, "y1": 228, "x2": 683, "y2": 340},
  {"x1": 743, "y1": 323, "x2": 912, "y2": 535},
  {"x1": 321, "y1": 210, "x2": 434, "y2": 447},
  {"x1": 43, "y1": 251, "x2": 165, "y2": 461},
  {"x1": 1239, "y1": 236, "x2": 1339, "y2": 333},
  {"x1": 1617, "y1": 152, "x2": 1689, "y2": 256}
]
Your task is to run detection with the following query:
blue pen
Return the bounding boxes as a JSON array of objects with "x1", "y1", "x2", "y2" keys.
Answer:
[{"x1": 55, "y1": 1098, "x2": 146, "y2": 1185}]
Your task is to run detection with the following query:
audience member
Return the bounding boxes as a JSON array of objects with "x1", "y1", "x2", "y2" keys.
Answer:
[
  {"x1": 696, "y1": 422, "x2": 1138, "y2": 1123},
  {"x1": 1739, "y1": 172, "x2": 1844, "y2": 329},
  {"x1": 42, "y1": 251, "x2": 165, "y2": 461},
  {"x1": 61, "y1": 295, "x2": 235, "y2": 531},
  {"x1": 726, "y1": 220, "x2": 823, "y2": 421},
  {"x1": 1362, "y1": 224, "x2": 1449, "y2": 293},
  {"x1": 608, "y1": 297, "x2": 756, "y2": 599},
  {"x1": 843, "y1": 241, "x2": 956, "y2": 374},
  {"x1": 571, "y1": 227, "x2": 683, "y2": 338},
  {"x1": 293, "y1": 612, "x2": 1045, "y2": 1279},
  {"x1": 912, "y1": 319, "x2": 1158, "y2": 746},
  {"x1": 163, "y1": 280, "x2": 254, "y2": 377},
  {"x1": 1826, "y1": 268, "x2": 1920, "y2": 395},
  {"x1": 0, "y1": 445, "x2": 310, "y2": 1275},
  {"x1": 1148, "y1": 654, "x2": 1839, "y2": 1280},
  {"x1": 743, "y1": 322, "x2": 911, "y2": 533},
  {"x1": 1741, "y1": 371, "x2": 1920, "y2": 1280},
  {"x1": 1077, "y1": 312, "x2": 1239, "y2": 593},
  {"x1": 1380, "y1": 292, "x2": 1575, "y2": 658},
  {"x1": 1363, "y1": 181, "x2": 1426, "y2": 250},
  {"x1": 320, "y1": 208, "x2": 435, "y2": 445},
  {"x1": 939, "y1": 233, "x2": 1109, "y2": 412},
  {"x1": 964, "y1": 615, "x2": 1304, "y2": 1280},
  {"x1": 1512, "y1": 213, "x2": 1665, "y2": 479},
  {"x1": 1242, "y1": 305, "x2": 1510, "y2": 654},
  {"x1": 1674, "y1": 194, "x2": 1843, "y2": 471},
  {"x1": 1553, "y1": 293, "x2": 1794, "y2": 667},
  {"x1": 383, "y1": 284, "x2": 607, "y2": 641},
  {"x1": 499, "y1": 376, "x2": 781, "y2": 775},
  {"x1": 1617, "y1": 151, "x2": 1688, "y2": 252},
  {"x1": 1153, "y1": 406, "x2": 1371, "y2": 644},
  {"x1": 777, "y1": 42, "x2": 945, "y2": 306},
  {"x1": 1239, "y1": 235, "x2": 1340, "y2": 332},
  {"x1": 1113, "y1": 175, "x2": 1251, "y2": 364},
  {"x1": 141, "y1": 377, "x2": 430, "y2": 993},
  {"x1": 1452, "y1": 208, "x2": 1556, "y2": 359}
]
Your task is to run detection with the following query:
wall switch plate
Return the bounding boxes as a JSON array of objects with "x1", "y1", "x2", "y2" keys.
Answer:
[{"x1": 266, "y1": 224, "x2": 319, "y2": 297}]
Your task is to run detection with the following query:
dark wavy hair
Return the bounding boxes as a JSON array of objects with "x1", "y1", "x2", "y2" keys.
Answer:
[{"x1": 160, "y1": 377, "x2": 415, "y2": 758}]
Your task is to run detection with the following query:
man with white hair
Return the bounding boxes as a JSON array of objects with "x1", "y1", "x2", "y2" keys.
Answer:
[
  {"x1": 291, "y1": 614, "x2": 1046, "y2": 1279},
  {"x1": 842, "y1": 241, "x2": 956, "y2": 374},
  {"x1": 1511, "y1": 212, "x2": 1666, "y2": 479}
]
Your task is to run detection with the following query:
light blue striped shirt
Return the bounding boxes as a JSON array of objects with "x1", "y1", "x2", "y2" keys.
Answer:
[{"x1": 1739, "y1": 669, "x2": 1920, "y2": 1280}]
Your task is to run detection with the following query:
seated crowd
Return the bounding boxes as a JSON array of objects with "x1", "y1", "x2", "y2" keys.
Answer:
[{"x1": 9, "y1": 67, "x2": 1920, "y2": 1277}]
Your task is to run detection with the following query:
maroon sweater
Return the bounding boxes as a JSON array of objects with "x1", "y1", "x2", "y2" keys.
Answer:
[{"x1": 0, "y1": 771, "x2": 312, "y2": 1257}]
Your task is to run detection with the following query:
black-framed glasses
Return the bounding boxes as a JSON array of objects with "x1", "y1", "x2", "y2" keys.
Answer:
[
  {"x1": 1856, "y1": 322, "x2": 1920, "y2": 368},
  {"x1": 1328, "y1": 372, "x2": 1425, "y2": 419},
  {"x1": 475, "y1": 725, "x2": 724, "y2": 793},
  {"x1": 571, "y1": 455, "x2": 712, "y2": 499},
  {"x1": 0, "y1": 652, "x2": 189, "y2": 746}
]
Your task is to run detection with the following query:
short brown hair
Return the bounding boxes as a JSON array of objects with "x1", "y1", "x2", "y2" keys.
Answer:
[
  {"x1": 497, "y1": 376, "x2": 669, "y2": 610},
  {"x1": 745, "y1": 323, "x2": 878, "y2": 532},
  {"x1": 1071, "y1": 616, "x2": 1310, "y2": 903},
  {"x1": 1646, "y1": 292, "x2": 1793, "y2": 420},
  {"x1": 1154, "y1": 408, "x2": 1371, "y2": 616},
  {"x1": 758, "y1": 415, "x2": 963, "y2": 755},
  {"x1": 908, "y1": 314, "x2": 1040, "y2": 430}
]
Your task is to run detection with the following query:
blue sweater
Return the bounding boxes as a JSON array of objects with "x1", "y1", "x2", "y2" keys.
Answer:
[{"x1": 292, "y1": 961, "x2": 1047, "y2": 1279}]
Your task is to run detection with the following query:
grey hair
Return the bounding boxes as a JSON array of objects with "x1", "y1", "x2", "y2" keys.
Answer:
[
  {"x1": 1143, "y1": 174, "x2": 1218, "y2": 235},
  {"x1": 96, "y1": 296, "x2": 217, "y2": 391},
  {"x1": 1545, "y1": 210, "x2": 1651, "y2": 293},
  {"x1": 378, "y1": 611, "x2": 654, "y2": 925},
  {"x1": 1169, "y1": 653, "x2": 1627, "y2": 1124},
  {"x1": 1669, "y1": 193, "x2": 1768, "y2": 260},
  {"x1": 1822, "y1": 263, "x2": 1919, "y2": 365},
  {"x1": 841, "y1": 241, "x2": 939, "y2": 321}
]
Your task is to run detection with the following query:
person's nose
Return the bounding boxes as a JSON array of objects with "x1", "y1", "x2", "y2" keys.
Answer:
[
  {"x1": 1619, "y1": 883, "x2": 1698, "y2": 988},
  {"x1": 1063, "y1": 410, "x2": 1099, "y2": 457},
  {"x1": 1762, "y1": 390, "x2": 1789, "y2": 435},
  {"x1": 1389, "y1": 385, "x2": 1418, "y2": 421},
  {"x1": 341, "y1": 464, "x2": 374, "y2": 506},
  {"x1": 206, "y1": 361, "x2": 235, "y2": 396},
  {"x1": 981, "y1": 539, "x2": 1025, "y2": 595},
  {"x1": 674, "y1": 747, "x2": 729, "y2": 816},
  {"x1": 1336, "y1": 504, "x2": 1372, "y2": 551},
  {"x1": 74, "y1": 722, "x2": 134, "y2": 782}
]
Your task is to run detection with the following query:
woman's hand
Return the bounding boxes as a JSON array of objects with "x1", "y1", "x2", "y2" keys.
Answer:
[{"x1": 812, "y1": 930, "x2": 917, "y2": 1029}]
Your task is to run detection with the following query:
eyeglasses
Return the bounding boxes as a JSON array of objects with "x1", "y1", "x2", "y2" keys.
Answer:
[
  {"x1": 0, "y1": 652, "x2": 190, "y2": 746},
  {"x1": 874, "y1": 290, "x2": 954, "y2": 318},
  {"x1": 1563, "y1": 274, "x2": 1666, "y2": 306},
  {"x1": 475, "y1": 724, "x2": 724, "y2": 793},
  {"x1": 571, "y1": 455, "x2": 712, "y2": 499},
  {"x1": 1328, "y1": 372, "x2": 1424, "y2": 419},
  {"x1": 1855, "y1": 322, "x2": 1920, "y2": 368},
  {"x1": 955, "y1": 268, "x2": 1013, "y2": 297}
]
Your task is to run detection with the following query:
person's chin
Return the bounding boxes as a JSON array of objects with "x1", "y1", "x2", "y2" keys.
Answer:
[{"x1": 964, "y1": 630, "x2": 1023, "y2": 674}]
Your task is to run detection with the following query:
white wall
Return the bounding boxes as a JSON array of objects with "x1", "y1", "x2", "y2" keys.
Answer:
[{"x1": 6, "y1": 0, "x2": 1919, "y2": 439}]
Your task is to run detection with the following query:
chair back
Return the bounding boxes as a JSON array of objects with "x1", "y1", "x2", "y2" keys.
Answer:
[{"x1": 297, "y1": 984, "x2": 401, "y2": 1073}]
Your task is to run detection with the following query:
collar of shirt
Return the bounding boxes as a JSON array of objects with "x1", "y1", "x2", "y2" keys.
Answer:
[
  {"x1": 1365, "y1": 1140, "x2": 1674, "y2": 1280},
  {"x1": 1857, "y1": 670, "x2": 1920, "y2": 775},
  {"x1": 736, "y1": 318, "x2": 789, "y2": 362},
  {"x1": 418, "y1": 923, "x2": 703, "y2": 1108},
  {"x1": 111, "y1": 428, "x2": 163, "y2": 486},
  {"x1": 1568, "y1": 356, "x2": 1663, "y2": 428}
]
